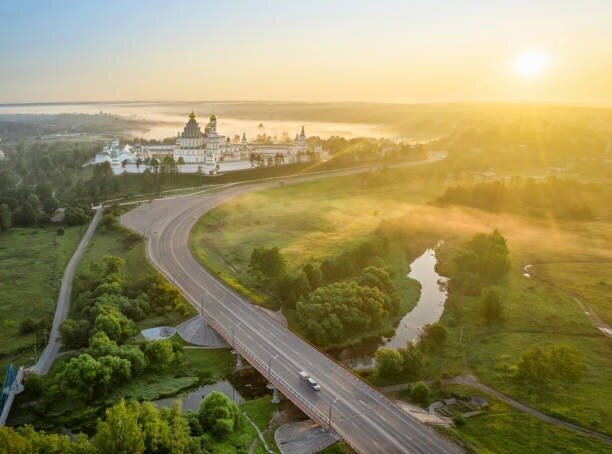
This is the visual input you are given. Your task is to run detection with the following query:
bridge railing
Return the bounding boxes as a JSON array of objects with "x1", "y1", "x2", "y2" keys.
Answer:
[{"x1": 143, "y1": 237, "x2": 362, "y2": 452}]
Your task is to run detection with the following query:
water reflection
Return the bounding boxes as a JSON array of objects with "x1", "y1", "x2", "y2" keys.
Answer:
[{"x1": 340, "y1": 245, "x2": 449, "y2": 369}]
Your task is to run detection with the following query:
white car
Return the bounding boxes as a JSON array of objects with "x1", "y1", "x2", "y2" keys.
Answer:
[{"x1": 306, "y1": 377, "x2": 321, "y2": 391}]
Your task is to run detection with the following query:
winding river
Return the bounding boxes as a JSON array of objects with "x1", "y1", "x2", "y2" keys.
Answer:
[
  {"x1": 383, "y1": 245, "x2": 449, "y2": 349},
  {"x1": 341, "y1": 244, "x2": 449, "y2": 368}
]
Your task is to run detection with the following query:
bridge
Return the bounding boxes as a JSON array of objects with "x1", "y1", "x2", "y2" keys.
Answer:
[
  {"x1": 0, "y1": 365, "x2": 24, "y2": 426},
  {"x1": 121, "y1": 159, "x2": 460, "y2": 453}
]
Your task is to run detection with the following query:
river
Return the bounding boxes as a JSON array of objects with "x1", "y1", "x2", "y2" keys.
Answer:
[{"x1": 340, "y1": 244, "x2": 449, "y2": 368}]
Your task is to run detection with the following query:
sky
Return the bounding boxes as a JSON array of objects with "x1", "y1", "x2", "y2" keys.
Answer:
[{"x1": 1, "y1": 0, "x2": 611, "y2": 104}]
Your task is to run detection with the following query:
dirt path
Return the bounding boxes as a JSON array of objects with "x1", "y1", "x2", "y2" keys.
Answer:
[
  {"x1": 527, "y1": 262, "x2": 612, "y2": 339},
  {"x1": 382, "y1": 375, "x2": 612, "y2": 444},
  {"x1": 30, "y1": 208, "x2": 104, "y2": 374}
]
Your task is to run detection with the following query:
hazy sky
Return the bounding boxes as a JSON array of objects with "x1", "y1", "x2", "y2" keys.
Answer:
[{"x1": 1, "y1": 0, "x2": 611, "y2": 103}]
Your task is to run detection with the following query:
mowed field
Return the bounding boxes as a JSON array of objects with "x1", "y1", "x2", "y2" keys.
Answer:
[
  {"x1": 191, "y1": 166, "x2": 446, "y2": 286},
  {"x1": 190, "y1": 164, "x2": 612, "y2": 445},
  {"x1": 0, "y1": 226, "x2": 84, "y2": 370}
]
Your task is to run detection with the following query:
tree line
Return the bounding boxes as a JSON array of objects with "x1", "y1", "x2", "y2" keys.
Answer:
[
  {"x1": 0, "y1": 142, "x2": 98, "y2": 232},
  {"x1": 435, "y1": 177, "x2": 602, "y2": 221},
  {"x1": 0, "y1": 390, "x2": 246, "y2": 453},
  {"x1": 249, "y1": 235, "x2": 404, "y2": 346}
]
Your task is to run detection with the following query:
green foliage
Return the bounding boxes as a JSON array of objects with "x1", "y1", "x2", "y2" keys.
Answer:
[
  {"x1": 57, "y1": 353, "x2": 105, "y2": 400},
  {"x1": 420, "y1": 323, "x2": 447, "y2": 352},
  {"x1": 136, "y1": 273, "x2": 184, "y2": 314},
  {"x1": 0, "y1": 203, "x2": 11, "y2": 232},
  {"x1": 452, "y1": 230, "x2": 510, "y2": 296},
  {"x1": 19, "y1": 317, "x2": 40, "y2": 335},
  {"x1": 249, "y1": 246, "x2": 286, "y2": 280},
  {"x1": 59, "y1": 318, "x2": 90, "y2": 348},
  {"x1": 515, "y1": 345, "x2": 586, "y2": 386},
  {"x1": 436, "y1": 177, "x2": 601, "y2": 220},
  {"x1": 93, "y1": 400, "x2": 145, "y2": 454},
  {"x1": 452, "y1": 413, "x2": 467, "y2": 427},
  {"x1": 143, "y1": 339, "x2": 177, "y2": 368},
  {"x1": 199, "y1": 391, "x2": 242, "y2": 439},
  {"x1": 64, "y1": 207, "x2": 90, "y2": 226},
  {"x1": 297, "y1": 281, "x2": 388, "y2": 346},
  {"x1": 375, "y1": 348, "x2": 403, "y2": 379},
  {"x1": 479, "y1": 286, "x2": 503, "y2": 323},
  {"x1": 302, "y1": 263, "x2": 323, "y2": 290},
  {"x1": 410, "y1": 381, "x2": 431, "y2": 407},
  {"x1": 93, "y1": 304, "x2": 137, "y2": 343},
  {"x1": 400, "y1": 344, "x2": 425, "y2": 378}
]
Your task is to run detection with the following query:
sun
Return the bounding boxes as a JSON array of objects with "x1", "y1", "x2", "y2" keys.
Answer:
[{"x1": 514, "y1": 51, "x2": 549, "y2": 77}]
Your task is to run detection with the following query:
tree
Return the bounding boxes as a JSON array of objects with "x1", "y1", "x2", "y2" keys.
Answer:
[
  {"x1": 515, "y1": 345, "x2": 586, "y2": 385},
  {"x1": 150, "y1": 158, "x2": 160, "y2": 173},
  {"x1": 0, "y1": 203, "x2": 12, "y2": 232},
  {"x1": 420, "y1": 323, "x2": 447, "y2": 351},
  {"x1": 102, "y1": 255, "x2": 125, "y2": 274},
  {"x1": 297, "y1": 281, "x2": 388, "y2": 346},
  {"x1": 94, "y1": 400, "x2": 145, "y2": 454},
  {"x1": 98, "y1": 355, "x2": 132, "y2": 385},
  {"x1": 57, "y1": 353, "x2": 103, "y2": 399},
  {"x1": 199, "y1": 391, "x2": 242, "y2": 438},
  {"x1": 400, "y1": 343, "x2": 425, "y2": 378},
  {"x1": 479, "y1": 287, "x2": 503, "y2": 323},
  {"x1": 93, "y1": 304, "x2": 137, "y2": 343},
  {"x1": 410, "y1": 381, "x2": 431, "y2": 407},
  {"x1": 303, "y1": 263, "x2": 323, "y2": 290},
  {"x1": 176, "y1": 156, "x2": 185, "y2": 173},
  {"x1": 249, "y1": 246, "x2": 286, "y2": 280},
  {"x1": 64, "y1": 206, "x2": 90, "y2": 226},
  {"x1": 60, "y1": 318, "x2": 90, "y2": 348},
  {"x1": 376, "y1": 348, "x2": 403, "y2": 379},
  {"x1": 453, "y1": 230, "x2": 510, "y2": 295},
  {"x1": 144, "y1": 339, "x2": 176, "y2": 367}
]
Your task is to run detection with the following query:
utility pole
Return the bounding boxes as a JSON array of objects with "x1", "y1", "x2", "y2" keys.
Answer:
[{"x1": 328, "y1": 397, "x2": 338, "y2": 432}]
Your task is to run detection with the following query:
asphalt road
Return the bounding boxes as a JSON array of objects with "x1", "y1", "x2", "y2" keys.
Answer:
[
  {"x1": 31, "y1": 207, "x2": 105, "y2": 375},
  {"x1": 122, "y1": 157, "x2": 460, "y2": 453}
]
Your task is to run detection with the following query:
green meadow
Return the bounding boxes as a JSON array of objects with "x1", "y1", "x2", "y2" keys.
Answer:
[{"x1": 0, "y1": 226, "x2": 84, "y2": 370}]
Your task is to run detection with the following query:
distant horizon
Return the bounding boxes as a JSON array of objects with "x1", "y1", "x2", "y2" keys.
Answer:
[{"x1": 2, "y1": 99, "x2": 612, "y2": 109}]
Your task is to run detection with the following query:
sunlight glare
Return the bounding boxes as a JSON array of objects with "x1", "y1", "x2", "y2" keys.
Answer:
[{"x1": 515, "y1": 51, "x2": 549, "y2": 77}]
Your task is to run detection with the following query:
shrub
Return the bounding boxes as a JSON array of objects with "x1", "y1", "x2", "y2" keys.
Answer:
[
  {"x1": 410, "y1": 381, "x2": 431, "y2": 407},
  {"x1": 453, "y1": 413, "x2": 467, "y2": 426}
]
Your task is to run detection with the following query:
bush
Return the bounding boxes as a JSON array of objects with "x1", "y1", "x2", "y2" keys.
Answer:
[
  {"x1": 479, "y1": 286, "x2": 503, "y2": 323},
  {"x1": 19, "y1": 317, "x2": 39, "y2": 335},
  {"x1": 453, "y1": 413, "x2": 467, "y2": 426},
  {"x1": 56, "y1": 227, "x2": 65, "y2": 236},
  {"x1": 60, "y1": 318, "x2": 90, "y2": 348},
  {"x1": 410, "y1": 381, "x2": 431, "y2": 407},
  {"x1": 64, "y1": 206, "x2": 90, "y2": 226},
  {"x1": 198, "y1": 391, "x2": 242, "y2": 439}
]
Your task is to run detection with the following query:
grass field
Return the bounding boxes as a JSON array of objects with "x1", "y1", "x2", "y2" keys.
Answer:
[
  {"x1": 530, "y1": 261, "x2": 612, "y2": 326},
  {"x1": 189, "y1": 163, "x2": 612, "y2": 443},
  {"x1": 0, "y1": 226, "x2": 84, "y2": 370},
  {"x1": 428, "y1": 384, "x2": 611, "y2": 454}
]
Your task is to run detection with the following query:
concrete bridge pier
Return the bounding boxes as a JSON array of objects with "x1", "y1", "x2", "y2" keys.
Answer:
[{"x1": 267, "y1": 383, "x2": 281, "y2": 404}]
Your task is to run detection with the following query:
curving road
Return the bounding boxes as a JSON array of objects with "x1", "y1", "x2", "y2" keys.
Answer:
[{"x1": 122, "y1": 158, "x2": 460, "y2": 453}]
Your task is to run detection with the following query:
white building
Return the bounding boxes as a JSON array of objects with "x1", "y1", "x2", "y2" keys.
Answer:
[
  {"x1": 170, "y1": 112, "x2": 316, "y2": 166},
  {"x1": 94, "y1": 112, "x2": 326, "y2": 174},
  {"x1": 95, "y1": 137, "x2": 149, "y2": 166}
]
